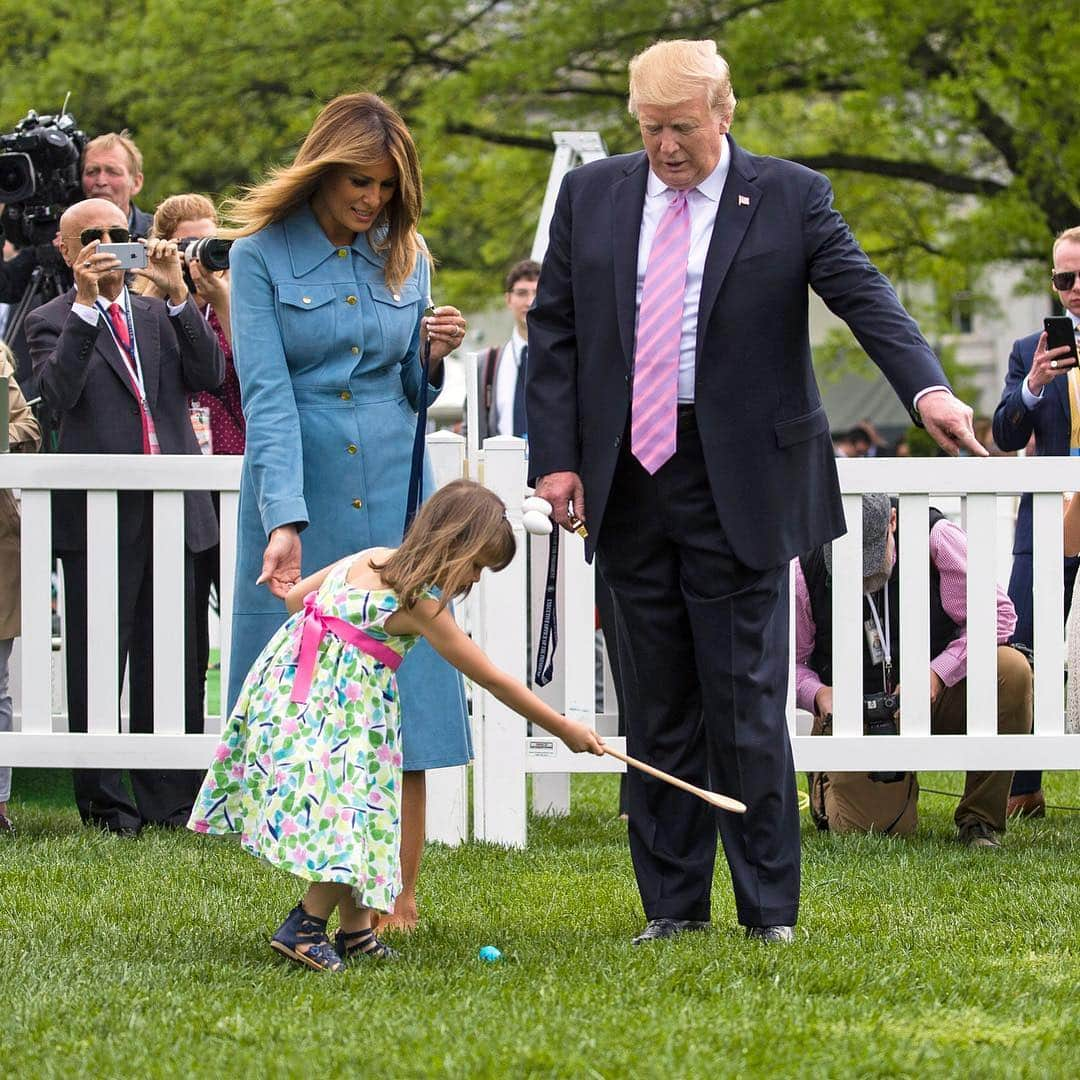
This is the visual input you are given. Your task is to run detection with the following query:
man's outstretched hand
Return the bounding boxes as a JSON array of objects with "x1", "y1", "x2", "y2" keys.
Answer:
[{"x1": 916, "y1": 390, "x2": 988, "y2": 457}]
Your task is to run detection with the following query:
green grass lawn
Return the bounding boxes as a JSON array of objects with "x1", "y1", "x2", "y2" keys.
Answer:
[{"x1": 2, "y1": 768, "x2": 1079, "y2": 1079}]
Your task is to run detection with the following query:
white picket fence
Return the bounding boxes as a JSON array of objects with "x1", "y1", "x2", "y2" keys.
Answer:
[{"x1": 3, "y1": 443, "x2": 1080, "y2": 847}]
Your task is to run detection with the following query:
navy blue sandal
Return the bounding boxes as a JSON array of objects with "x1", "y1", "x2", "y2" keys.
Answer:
[
  {"x1": 335, "y1": 926, "x2": 398, "y2": 961},
  {"x1": 270, "y1": 903, "x2": 345, "y2": 973}
]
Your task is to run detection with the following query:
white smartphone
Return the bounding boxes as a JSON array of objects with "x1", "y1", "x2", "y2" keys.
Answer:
[{"x1": 98, "y1": 242, "x2": 148, "y2": 270}]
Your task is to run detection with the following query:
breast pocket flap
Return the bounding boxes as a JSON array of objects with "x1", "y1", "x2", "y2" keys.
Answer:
[
  {"x1": 366, "y1": 282, "x2": 421, "y2": 308},
  {"x1": 277, "y1": 283, "x2": 337, "y2": 310},
  {"x1": 774, "y1": 406, "x2": 830, "y2": 448}
]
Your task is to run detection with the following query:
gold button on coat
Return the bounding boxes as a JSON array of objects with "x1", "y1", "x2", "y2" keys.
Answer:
[
  {"x1": 302, "y1": 296, "x2": 312, "y2": 304},
  {"x1": 352, "y1": 498, "x2": 363, "y2": 509},
  {"x1": 340, "y1": 390, "x2": 352, "y2": 401},
  {"x1": 337, "y1": 248, "x2": 348, "y2": 258},
  {"x1": 351, "y1": 346, "x2": 359, "y2": 354},
  {"x1": 346, "y1": 295, "x2": 358, "y2": 305},
  {"x1": 346, "y1": 444, "x2": 357, "y2": 455}
]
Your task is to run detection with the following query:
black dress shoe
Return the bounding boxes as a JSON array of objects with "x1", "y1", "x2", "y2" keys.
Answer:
[
  {"x1": 745, "y1": 924, "x2": 794, "y2": 943},
  {"x1": 631, "y1": 918, "x2": 710, "y2": 944}
]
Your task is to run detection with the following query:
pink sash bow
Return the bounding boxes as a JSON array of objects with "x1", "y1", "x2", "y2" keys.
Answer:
[{"x1": 290, "y1": 591, "x2": 403, "y2": 704}]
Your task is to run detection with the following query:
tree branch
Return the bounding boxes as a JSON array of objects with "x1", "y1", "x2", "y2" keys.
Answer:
[
  {"x1": 791, "y1": 154, "x2": 1007, "y2": 196},
  {"x1": 443, "y1": 122, "x2": 556, "y2": 151}
]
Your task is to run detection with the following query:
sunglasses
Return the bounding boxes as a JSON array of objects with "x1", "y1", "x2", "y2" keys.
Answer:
[
  {"x1": 78, "y1": 226, "x2": 131, "y2": 246},
  {"x1": 1052, "y1": 270, "x2": 1080, "y2": 291}
]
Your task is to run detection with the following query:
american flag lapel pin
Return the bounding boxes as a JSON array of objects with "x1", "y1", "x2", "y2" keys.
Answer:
[{"x1": 738, "y1": 194, "x2": 750, "y2": 207}]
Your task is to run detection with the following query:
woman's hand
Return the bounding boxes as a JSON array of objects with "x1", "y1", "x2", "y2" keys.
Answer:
[
  {"x1": 257, "y1": 525, "x2": 302, "y2": 598},
  {"x1": 190, "y1": 260, "x2": 229, "y2": 312},
  {"x1": 421, "y1": 305, "x2": 467, "y2": 368}
]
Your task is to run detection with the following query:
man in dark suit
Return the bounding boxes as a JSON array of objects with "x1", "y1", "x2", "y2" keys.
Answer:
[
  {"x1": 527, "y1": 39, "x2": 984, "y2": 944},
  {"x1": 991, "y1": 224, "x2": 1080, "y2": 818},
  {"x1": 26, "y1": 197, "x2": 224, "y2": 835}
]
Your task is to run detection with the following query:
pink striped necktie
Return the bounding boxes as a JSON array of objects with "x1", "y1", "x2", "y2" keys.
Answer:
[{"x1": 632, "y1": 189, "x2": 691, "y2": 474}]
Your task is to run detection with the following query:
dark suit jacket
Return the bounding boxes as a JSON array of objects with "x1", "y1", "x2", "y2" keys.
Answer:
[
  {"x1": 526, "y1": 138, "x2": 948, "y2": 569},
  {"x1": 129, "y1": 204, "x2": 153, "y2": 239},
  {"x1": 992, "y1": 330, "x2": 1069, "y2": 556},
  {"x1": 26, "y1": 288, "x2": 225, "y2": 553}
]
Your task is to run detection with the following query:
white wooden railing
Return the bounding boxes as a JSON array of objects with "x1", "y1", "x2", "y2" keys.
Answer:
[{"x1": 3, "y1": 443, "x2": 1080, "y2": 848}]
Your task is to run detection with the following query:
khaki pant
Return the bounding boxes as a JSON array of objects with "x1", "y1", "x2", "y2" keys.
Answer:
[{"x1": 810, "y1": 646, "x2": 1033, "y2": 835}]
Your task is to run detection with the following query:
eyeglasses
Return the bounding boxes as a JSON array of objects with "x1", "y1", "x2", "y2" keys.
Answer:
[
  {"x1": 1052, "y1": 270, "x2": 1080, "y2": 291},
  {"x1": 76, "y1": 226, "x2": 131, "y2": 246}
]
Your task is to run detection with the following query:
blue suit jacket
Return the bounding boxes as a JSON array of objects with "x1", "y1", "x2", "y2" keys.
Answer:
[
  {"x1": 992, "y1": 330, "x2": 1072, "y2": 555},
  {"x1": 527, "y1": 138, "x2": 948, "y2": 569}
]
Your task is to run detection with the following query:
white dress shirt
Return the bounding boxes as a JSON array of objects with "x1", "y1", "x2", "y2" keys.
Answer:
[
  {"x1": 494, "y1": 327, "x2": 527, "y2": 436},
  {"x1": 635, "y1": 140, "x2": 730, "y2": 403}
]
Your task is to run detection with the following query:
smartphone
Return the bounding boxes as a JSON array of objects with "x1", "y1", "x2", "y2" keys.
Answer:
[
  {"x1": 1044, "y1": 315, "x2": 1079, "y2": 367},
  {"x1": 98, "y1": 242, "x2": 148, "y2": 270}
]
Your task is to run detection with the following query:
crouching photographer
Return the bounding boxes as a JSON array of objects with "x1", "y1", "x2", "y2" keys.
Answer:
[{"x1": 795, "y1": 494, "x2": 1033, "y2": 848}]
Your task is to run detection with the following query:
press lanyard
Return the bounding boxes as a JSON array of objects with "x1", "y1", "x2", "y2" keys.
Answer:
[
  {"x1": 534, "y1": 527, "x2": 559, "y2": 686},
  {"x1": 865, "y1": 588, "x2": 893, "y2": 693},
  {"x1": 96, "y1": 290, "x2": 148, "y2": 405},
  {"x1": 404, "y1": 304, "x2": 433, "y2": 534}
]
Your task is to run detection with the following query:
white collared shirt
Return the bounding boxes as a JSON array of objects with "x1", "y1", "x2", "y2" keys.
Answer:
[
  {"x1": 635, "y1": 140, "x2": 731, "y2": 403},
  {"x1": 72, "y1": 288, "x2": 187, "y2": 327},
  {"x1": 494, "y1": 327, "x2": 527, "y2": 436}
]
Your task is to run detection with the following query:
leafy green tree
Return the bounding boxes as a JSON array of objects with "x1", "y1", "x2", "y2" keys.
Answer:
[{"x1": 2, "y1": 0, "x2": 1075, "y2": 324}]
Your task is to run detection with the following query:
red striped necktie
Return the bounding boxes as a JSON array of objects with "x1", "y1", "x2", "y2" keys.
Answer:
[
  {"x1": 631, "y1": 189, "x2": 691, "y2": 474},
  {"x1": 107, "y1": 301, "x2": 160, "y2": 455}
]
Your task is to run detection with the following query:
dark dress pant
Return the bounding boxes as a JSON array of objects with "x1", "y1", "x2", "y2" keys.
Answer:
[
  {"x1": 189, "y1": 492, "x2": 221, "y2": 725},
  {"x1": 596, "y1": 408, "x2": 800, "y2": 927},
  {"x1": 1007, "y1": 553, "x2": 1079, "y2": 796},
  {"x1": 59, "y1": 499, "x2": 203, "y2": 830}
]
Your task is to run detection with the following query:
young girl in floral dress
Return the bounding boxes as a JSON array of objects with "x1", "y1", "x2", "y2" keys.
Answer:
[{"x1": 189, "y1": 480, "x2": 604, "y2": 972}]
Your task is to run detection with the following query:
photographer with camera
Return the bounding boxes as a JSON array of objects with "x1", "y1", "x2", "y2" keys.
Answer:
[
  {"x1": 795, "y1": 494, "x2": 1033, "y2": 847},
  {"x1": 135, "y1": 192, "x2": 241, "y2": 730},
  {"x1": 24, "y1": 196, "x2": 224, "y2": 835}
]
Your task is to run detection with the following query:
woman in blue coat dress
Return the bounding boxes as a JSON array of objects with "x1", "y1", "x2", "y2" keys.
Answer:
[{"x1": 225, "y1": 93, "x2": 471, "y2": 930}]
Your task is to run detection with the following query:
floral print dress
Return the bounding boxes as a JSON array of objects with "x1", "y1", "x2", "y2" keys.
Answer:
[{"x1": 189, "y1": 556, "x2": 425, "y2": 912}]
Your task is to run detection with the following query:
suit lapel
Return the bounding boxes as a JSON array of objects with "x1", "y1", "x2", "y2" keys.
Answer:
[
  {"x1": 696, "y1": 136, "x2": 761, "y2": 359},
  {"x1": 89, "y1": 296, "x2": 141, "y2": 402},
  {"x1": 1050, "y1": 369, "x2": 1072, "y2": 440},
  {"x1": 611, "y1": 154, "x2": 650, "y2": 367},
  {"x1": 130, "y1": 295, "x2": 160, "y2": 406}
]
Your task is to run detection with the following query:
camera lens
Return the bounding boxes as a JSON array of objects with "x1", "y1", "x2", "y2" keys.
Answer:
[
  {"x1": 0, "y1": 152, "x2": 35, "y2": 202},
  {"x1": 186, "y1": 236, "x2": 232, "y2": 271}
]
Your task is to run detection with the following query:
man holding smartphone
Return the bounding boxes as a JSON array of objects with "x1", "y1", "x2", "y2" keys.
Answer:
[
  {"x1": 992, "y1": 224, "x2": 1080, "y2": 818},
  {"x1": 24, "y1": 197, "x2": 224, "y2": 836}
]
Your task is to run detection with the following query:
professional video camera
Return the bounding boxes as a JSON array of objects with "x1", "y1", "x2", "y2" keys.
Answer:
[
  {"x1": 175, "y1": 235, "x2": 232, "y2": 296},
  {"x1": 0, "y1": 107, "x2": 87, "y2": 249}
]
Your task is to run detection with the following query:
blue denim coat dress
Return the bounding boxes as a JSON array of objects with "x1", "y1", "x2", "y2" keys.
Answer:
[{"x1": 226, "y1": 204, "x2": 471, "y2": 770}]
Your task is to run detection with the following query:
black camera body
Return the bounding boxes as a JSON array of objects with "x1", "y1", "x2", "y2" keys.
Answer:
[
  {"x1": 0, "y1": 109, "x2": 87, "y2": 249},
  {"x1": 176, "y1": 236, "x2": 232, "y2": 295},
  {"x1": 864, "y1": 691, "x2": 904, "y2": 783}
]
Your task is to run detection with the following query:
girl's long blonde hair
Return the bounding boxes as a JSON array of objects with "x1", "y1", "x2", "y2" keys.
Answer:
[
  {"x1": 373, "y1": 480, "x2": 516, "y2": 610},
  {"x1": 222, "y1": 93, "x2": 426, "y2": 292}
]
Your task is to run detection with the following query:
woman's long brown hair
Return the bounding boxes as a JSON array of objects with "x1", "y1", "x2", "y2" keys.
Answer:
[
  {"x1": 221, "y1": 93, "x2": 426, "y2": 292},
  {"x1": 373, "y1": 480, "x2": 516, "y2": 610}
]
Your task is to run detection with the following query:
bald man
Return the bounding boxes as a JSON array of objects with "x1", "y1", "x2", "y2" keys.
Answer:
[{"x1": 26, "y1": 198, "x2": 224, "y2": 835}]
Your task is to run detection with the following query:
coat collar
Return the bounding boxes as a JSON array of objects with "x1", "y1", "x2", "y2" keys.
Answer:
[
  {"x1": 284, "y1": 202, "x2": 384, "y2": 277},
  {"x1": 695, "y1": 135, "x2": 761, "y2": 359}
]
